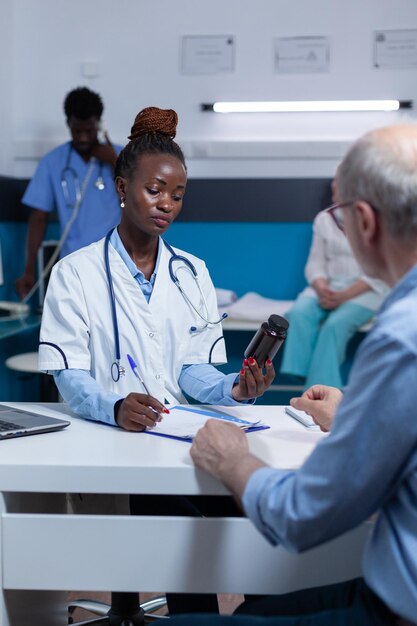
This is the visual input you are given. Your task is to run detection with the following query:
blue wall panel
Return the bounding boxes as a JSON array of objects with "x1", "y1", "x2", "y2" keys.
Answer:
[
  {"x1": 1, "y1": 221, "x2": 313, "y2": 301},
  {"x1": 0, "y1": 220, "x2": 312, "y2": 302},
  {"x1": 0, "y1": 221, "x2": 59, "y2": 302},
  {"x1": 0, "y1": 221, "x2": 59, "y2": 401},
  {"x1": 168, "y1": 222, "x2": 313, "y2": 298},
  {"x1": 0, "y1": 219, "x2": 314, "y2": 403}
]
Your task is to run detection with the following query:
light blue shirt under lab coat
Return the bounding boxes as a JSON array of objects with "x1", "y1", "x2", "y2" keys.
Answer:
[
  {"x1": 243, "y1": 263, "x2": 417, "y2": 623},
  {"x1": 22, "y1": 141, "x2": 122, "y2": 257},
  {"x1": 53, "y1": 228, "x2": 244, "y2": 426}
]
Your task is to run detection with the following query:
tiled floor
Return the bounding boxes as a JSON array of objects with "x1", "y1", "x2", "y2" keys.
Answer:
[{"x1": 68, "y1": 591, "x2": 244, "y2": 622}]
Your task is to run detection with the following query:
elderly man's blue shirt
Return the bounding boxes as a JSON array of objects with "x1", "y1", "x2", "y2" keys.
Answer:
[{"x1": 244, "y1": 263, "x2": 417, "y2": 623}]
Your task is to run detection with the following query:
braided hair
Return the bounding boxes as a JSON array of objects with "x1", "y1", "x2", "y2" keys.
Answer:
[{"x1": 115, "y1": 106, "x2": 186, "y2": 180}]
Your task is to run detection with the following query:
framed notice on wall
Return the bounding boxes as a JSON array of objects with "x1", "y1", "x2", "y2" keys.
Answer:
[
  {"x1": 374, "y1": 29, "x2": 417, "y2": 69},
  {"x1": 181, "y1": 35, "x2": 235, "y2": 75},
  {"x1": 274, "y1": 36, "x2": 330, "y2": 73}
]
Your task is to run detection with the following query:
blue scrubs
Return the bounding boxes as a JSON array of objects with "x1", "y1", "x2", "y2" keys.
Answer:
[{"x1": 22, "y1": 141, "x2": 122, "y2": 257}]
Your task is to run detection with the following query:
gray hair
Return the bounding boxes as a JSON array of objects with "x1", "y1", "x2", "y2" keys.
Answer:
[{"x1": 337, "y1": 125, "x2": 417, "y2": 239}]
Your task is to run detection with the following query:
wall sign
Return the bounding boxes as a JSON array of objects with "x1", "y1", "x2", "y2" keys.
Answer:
[
  {"x1": 181, "y1": 35, "x2": 235, "y2": 75},
  {"x1": 274, "y1": 36, "x2": 330, "y2": 73},
  {"x1": 374, "y1": 29, "x2": 417, "y2": 69}
]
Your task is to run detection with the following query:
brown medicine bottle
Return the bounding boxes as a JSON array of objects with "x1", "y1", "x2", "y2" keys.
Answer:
[{"x1": 244, "y1": 314, "x2": 289, "y2": 368}]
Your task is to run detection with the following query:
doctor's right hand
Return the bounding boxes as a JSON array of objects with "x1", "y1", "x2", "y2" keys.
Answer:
[{"x1": 116, "y1": 393, "x2": 168, "y2": 431}]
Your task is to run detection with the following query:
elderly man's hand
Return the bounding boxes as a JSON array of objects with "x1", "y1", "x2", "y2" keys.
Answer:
[
  {"x1": 191, "y1": 420, "x2": 248, "y2": 478},
  {"x1": 190, "y1": 420, "x2": 266, "y2": 499},
  {"x1": 290, "y1": 385, "x2": 343, "y2": 432}
]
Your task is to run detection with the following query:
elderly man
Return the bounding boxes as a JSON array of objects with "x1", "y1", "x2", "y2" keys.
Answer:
[{"x1": 172, "y1": 125, "x2": 417, "y2": 625}]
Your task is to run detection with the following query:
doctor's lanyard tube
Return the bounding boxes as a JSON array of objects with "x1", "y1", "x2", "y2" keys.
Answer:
[{"x1": 21, "y1": 159, "x2": 97, "y2": 306}]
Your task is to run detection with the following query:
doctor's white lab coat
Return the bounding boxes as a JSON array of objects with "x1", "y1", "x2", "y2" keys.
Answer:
[{"x1": 38, "y1": 237, "x2": 227, "y2": 405}]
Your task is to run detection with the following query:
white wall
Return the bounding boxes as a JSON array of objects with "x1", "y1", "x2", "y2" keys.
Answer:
[
  {"x1": 4, "y1": 0, "x2": 417, "y2": 177},
  {"x1": 0, "y1": 0, "x2": 14, "y2": 175}
]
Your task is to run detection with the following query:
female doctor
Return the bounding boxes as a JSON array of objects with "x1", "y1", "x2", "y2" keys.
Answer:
[{"x1": 39, "y1": 106, "x2": 275, "y2": 431}]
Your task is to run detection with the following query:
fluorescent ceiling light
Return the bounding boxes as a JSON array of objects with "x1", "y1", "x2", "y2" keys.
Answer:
[{"x1": 201, "y1": 100, "x2": 412, "y2": 113}]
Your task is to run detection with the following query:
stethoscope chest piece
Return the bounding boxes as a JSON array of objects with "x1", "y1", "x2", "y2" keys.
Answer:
[
  {"x1": 111, "y1": 361, "x2": 125, "y2": 383},
  {"x1": 95, "y1": 176, "x2": 105, "y2": 191},
  {"x1": 61, "y1": 146, "x2": 106, "y2": 208}
]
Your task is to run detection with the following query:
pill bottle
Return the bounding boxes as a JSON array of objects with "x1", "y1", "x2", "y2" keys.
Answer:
[{"x1": 244, "y1": 314, "x2": 289, "y2": 368}]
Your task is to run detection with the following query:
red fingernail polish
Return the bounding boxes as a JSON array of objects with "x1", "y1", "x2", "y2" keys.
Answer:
[
  {"x1": 266, "y1": 358, "x2": 272, "y2": 366},
  {"x1": 240, "y1": 368, "x2": 245, "y2": 375},
  {"x1": 163, "y1": 408, "x2": 170, "y2": 414},
  {"x1": 248, "y1": 357, "x2": 256, "y2": 365},
  {"x1": 243, "y1": 359, "x2": 249, "y2": 366}
]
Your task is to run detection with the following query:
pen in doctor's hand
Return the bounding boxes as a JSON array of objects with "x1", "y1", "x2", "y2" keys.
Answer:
[
  {"x1": 116, "y1": 392, "x2": 168, "y2": 432},
  {"x1": 127, "y1": 353, "x2": 152, "y2": 395},
  {"x1": 126, "y1": 354, "x2": 169, "y2": 418}
]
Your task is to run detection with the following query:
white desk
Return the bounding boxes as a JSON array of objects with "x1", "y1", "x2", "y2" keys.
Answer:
[{"x1": 0, "y1": 403, "x2": 371, "y2": 626}]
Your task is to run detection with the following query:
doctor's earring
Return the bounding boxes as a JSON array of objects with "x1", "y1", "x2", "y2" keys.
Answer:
[{"x1": 120, "y1": 198, "x2": 125, "y2": 209}]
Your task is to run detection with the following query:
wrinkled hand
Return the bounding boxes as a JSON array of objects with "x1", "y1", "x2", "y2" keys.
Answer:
[
  {"x1": 91, "y1": 133, "x2": 118, "y2": 168},
  {"x1": 290, "y1": 385, "x2": 343, "y2": 432},
  {"x1": 191, "y1": 419, "x2": 248, "y2": 480},
  {"x1": 116, "y1": 392, "x2": 168, "y2": 431},
  {"x1": 15, "y1": 272, "x2": 35, "y2": 300},
  {"x1": 191, "y1": 420, "x2": 266, "y2": 498},
  {"x1": 232, "y1": 357, "x2": 275, "y2": 402}
]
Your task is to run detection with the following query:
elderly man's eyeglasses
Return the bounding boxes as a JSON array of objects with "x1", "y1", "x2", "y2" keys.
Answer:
[
  {"x1": 324, "y1": 200, "x2": 380, "y2": 232},
  {"x1": 324, "y1": 201, "x2": 354, "y2": 231}
]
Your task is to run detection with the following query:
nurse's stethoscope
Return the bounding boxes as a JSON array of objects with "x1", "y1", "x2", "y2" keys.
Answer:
[
  {"x1": 104, "y1": 229, "x2": 227, "y2": 382},
  {"x1": 61, "y1": 144, "x2": 105, "y2": 208}
]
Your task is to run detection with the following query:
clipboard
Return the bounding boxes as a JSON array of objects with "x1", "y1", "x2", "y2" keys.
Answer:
[{"x1": 144, "y1": 405, "x2": 270, "y2": 443}]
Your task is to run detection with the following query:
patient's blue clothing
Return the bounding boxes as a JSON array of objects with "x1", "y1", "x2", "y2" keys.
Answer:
[{"x1": 244, "y1": 263, "x2": 417, "y2": 623}]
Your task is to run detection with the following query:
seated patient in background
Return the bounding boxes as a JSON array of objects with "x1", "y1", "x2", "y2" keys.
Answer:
[{"x1": 280, "y1": 176, "x2": 389, "y2": 389}]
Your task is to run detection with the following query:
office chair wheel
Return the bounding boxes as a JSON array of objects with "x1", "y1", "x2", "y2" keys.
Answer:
[{"x1": 68, "y1": 593, "x2": 168, "y2": 625}]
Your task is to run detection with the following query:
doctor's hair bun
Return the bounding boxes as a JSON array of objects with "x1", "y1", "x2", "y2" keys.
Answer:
[
  {"x1": 128, "y1": 107, "x2": 178, "y2": 141},
  {"x1": 114, "y1": 105, "x2": 186, "y2": 180}
]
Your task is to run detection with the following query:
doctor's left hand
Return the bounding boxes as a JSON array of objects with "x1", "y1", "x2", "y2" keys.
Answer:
[
  {"x1": 116, "y1": 393, "x2": 168, "y2": 431},
  {"x1": 232, "y1": 358, "x2": 275, "y2": 402}
]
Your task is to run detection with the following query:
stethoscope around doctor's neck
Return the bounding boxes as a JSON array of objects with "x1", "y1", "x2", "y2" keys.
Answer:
[
  {"x1": 61, "y1": 144, "x2": 105, "y2": 208},
  {"x1": 104, "y1": 229, "x2": 228, "y2": 382}
]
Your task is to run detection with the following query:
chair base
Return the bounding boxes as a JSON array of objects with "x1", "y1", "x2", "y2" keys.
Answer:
[{"x1": 68, "y1": 592, "x2": 168, "y2": 625}]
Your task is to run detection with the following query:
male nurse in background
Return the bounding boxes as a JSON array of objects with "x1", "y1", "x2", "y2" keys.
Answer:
[{"x1": 15, "y1": 86, "x2": 122, "y2": 300}]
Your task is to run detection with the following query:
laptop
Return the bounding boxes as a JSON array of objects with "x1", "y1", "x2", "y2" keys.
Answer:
[{"x1": 0, "y1": 406, "x2": 70, "y2": 440}]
